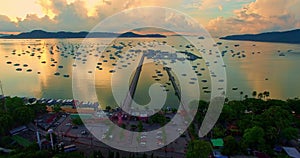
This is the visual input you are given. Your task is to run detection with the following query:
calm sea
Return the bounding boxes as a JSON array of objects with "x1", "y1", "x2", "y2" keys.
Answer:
[{"x1": 0, "y1": 37, "x2": 300, "y2": 108}]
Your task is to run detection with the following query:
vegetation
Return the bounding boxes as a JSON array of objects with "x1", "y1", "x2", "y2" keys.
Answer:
[
  {"x1": 71, "y1": 118, "x2": 83, "y2": 125},
  {"x1": 187, "y1": 97, "x2": 300, "y2": 157},
  {"x1": 186, "y1": 140, "x2": 213, "y2": 158},
  {"x1": 0, "y1": 97, "x2": 47, "y2": 135},
  {"x1": 1, "y1": 96, "x2": 300, "y2": 157}
]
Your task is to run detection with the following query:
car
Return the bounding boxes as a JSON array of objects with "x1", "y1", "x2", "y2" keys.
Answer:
[
  {"x1": 140, "y1": 142, "x2": 146, "y2": 146},
  {"x1": 81, "y1": 130, "x2": 87, "y2": 135},
  {"x1": 156, "y1": 135, "x2": 162, "y2": 139},
  {"x1": 66, "y1": 123, "x2": 72, "y2": 126},
  {"x1": 72, "y1": 126, "x2": 78, "y2": 129},
  {"x1": 109, "y1": 135, "x2": 113, "y2": 139}
]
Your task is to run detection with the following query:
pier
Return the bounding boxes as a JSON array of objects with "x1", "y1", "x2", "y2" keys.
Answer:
[
  {"x1": 121, "y1": 54, "x2": 145, "y2": 111},
  {"x1": 164, "y1": 67, "x2": 181, "y2": 101}
]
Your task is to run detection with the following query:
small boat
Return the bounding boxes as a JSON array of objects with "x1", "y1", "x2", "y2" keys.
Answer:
[
  {"x1": 16, "y1": 68, "x2": 22, "y2": 71},
  {"x1": 279, "y1": 53, "x2": 285, "y2": 56}
]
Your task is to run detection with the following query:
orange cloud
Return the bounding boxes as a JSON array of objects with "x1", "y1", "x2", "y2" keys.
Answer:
[{"x1": 206, "y1": 0, "x2": 300, "y2": 37}]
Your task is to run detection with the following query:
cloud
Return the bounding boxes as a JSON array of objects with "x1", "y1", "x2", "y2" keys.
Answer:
[
  {"x1": 207, "y1": 0, "x2": 300, "y2": 37},
  {"x1": 0, "y1": 15, "x2": 19, "y2": 32},
  {"x1": 0, "y1": 0, "x2": 185, "y2": 32}
]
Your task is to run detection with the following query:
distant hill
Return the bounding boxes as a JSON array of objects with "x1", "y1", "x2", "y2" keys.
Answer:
[
  {"x1": 220, "y1": 29, "x2": 300, "y2": 44},
  {"x1": 0, "y1": 30, "x2": 166, "y2": 39},
  {"x1": 118, "y1": 32, "x2": 166, "y2": 38}
]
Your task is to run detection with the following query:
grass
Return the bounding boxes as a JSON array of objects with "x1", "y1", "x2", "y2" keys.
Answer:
[{"x1": 11, "y1": 135, "x2": 32, "y2": 147}]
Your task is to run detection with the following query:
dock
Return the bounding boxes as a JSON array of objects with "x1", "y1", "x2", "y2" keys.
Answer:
[{"x1": 121, "y1": 54, "x2": 145, "y2": 111}]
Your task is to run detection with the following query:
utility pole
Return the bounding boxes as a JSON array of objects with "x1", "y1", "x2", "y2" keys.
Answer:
[{"x1": 0, "y1": 80, "x2": 7, "y2": 112}]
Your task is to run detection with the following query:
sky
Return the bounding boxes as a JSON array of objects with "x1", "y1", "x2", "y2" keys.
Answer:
[{"x1": 0, "y1": 0, "x2": 299, "y2": 37}]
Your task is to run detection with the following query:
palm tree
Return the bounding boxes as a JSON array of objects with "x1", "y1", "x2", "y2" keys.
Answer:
[
  {"x1": 252, "y1": 91, "x2": 257, "y2": 98},
  {"x1": 263, "y1": 91, "x2": 270, "y2": 100},
  {"x1": 240, "y1": 91, "x2": 244, "y2": 100},
  {"x1": 258, "y1": 93, "x2": 263, "y2": 99}
]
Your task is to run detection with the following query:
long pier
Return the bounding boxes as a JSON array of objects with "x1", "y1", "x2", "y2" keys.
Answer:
[
  {"x1": 164, "y1": 67, "x2": 181, "y2": 101},
  {"x1": 121, "y1": 54, "x2": 145, "y2": 111},
  {"x1": 164, "y1": 67, "x2": 190, "y2": 115}
]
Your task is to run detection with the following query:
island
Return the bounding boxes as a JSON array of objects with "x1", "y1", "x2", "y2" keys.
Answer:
[
  {"x1": 220, "y1": 29, "x2": 300, "y2": 44},
  {"x1": 0, "y1": 30, "x2": 166, "y2": 39}
]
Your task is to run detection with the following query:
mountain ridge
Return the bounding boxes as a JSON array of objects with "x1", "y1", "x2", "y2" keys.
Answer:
[
  {"x1": 0, "y1": 30, "x2": 166, "y2": 39},
  {"x1": 220, "y1": 29, "x2": 300, "y2": 44}
]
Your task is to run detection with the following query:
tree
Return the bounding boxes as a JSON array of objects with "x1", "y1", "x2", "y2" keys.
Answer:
[
  {"x1": 212, "y1": 126, "x2": 225, "y2": 138},
  {"x1": 52, "y1": 104, "x2": 61, "y2": 113},
  {"x1": 14, "y1": 106, "x2": 34, "y2": 124},
  {"x1": 31, "y1": 103, "x2": 47, "y2": 115},
  {"x1": 72, "y1": 118, "x2": 83, "y2": 125},
  {"x1": 0, "y1": 112, "x2": 13, "y2": 134},
  {"x1": 242, "y1": 126, "x2": 265, "y2": 150},
  {"x1": 260, "y1": 106, "x2": 293, "y2": 131},
  {"x1": 280, "y1": 127, "x2": 298, "y2": 141},
  {"x1": 257, "y1": 93, "x2": 263, "y2": 99},
  {"x1": 240, "y1": 91, "x2": 244, "y2": 100},
  {"x1": 106, "y1": 106, "x2": 112, "y2": 111},
  {"x1": 287, "y1": 98, "x2": 300, "y2": 114},
  {"x1": 186, "y1": 140, "x2": 212, "y2": 158},
  {"x1": 137, "y1": 121, "x2": 143, "y2": 132},
  {"x1": 252, "y1": 91, "x2": 257, "y2": 98},
  {"x1": 264, "y1": 91, "x2": 270, "y2": 99},
  {"x1": 222, "y1": 135, "x2": 239, "y2": 156}
]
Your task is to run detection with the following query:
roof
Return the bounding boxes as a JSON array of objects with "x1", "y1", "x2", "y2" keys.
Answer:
[
  {"x1": 283, "y1": 147, "x2": 300, "y2": 158},
  {"x1": 211, "y1": 138, "x2": 224, "y2": 147}
]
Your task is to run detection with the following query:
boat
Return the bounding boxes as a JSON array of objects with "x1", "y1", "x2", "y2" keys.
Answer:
[
  {"x1": 232, "y1": 87, "x2": 238, "y2": 90},
  {"x1": 16, "y1": 68, "x2": 22, "y2": 71},
  {"x1": 279, "y1": 53, "x2": 285, "y2": 56}
]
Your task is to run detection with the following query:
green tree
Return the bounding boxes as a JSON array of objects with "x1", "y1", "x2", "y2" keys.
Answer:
[
  {"x1": 260, "y1": 106, "x2": 293, "y2": 131},
  {"x1": 31, "y1": 103, "x2": 47, "y2": 115},
  {"x1": 222, "y1": 135, "x2": 239, "y2": 156},
  {"x1": 186, "y1": 140, "x2": 212, "y2": 158},
  {"x1": 212, "y1": 125, "x2": 225, "y2": 138},
  {"x1": 287, "y1": 98, "x2": 300, "y2": 114},
  {"x1": 252, "y1": 91, "x2": 257, "y2": 98},
  {"x1": 52, "y1": 104, "x2": 61, "y2": 113},
  {"x1": 242, "y1": 126, "x2": 265, "y2": 150},
  {"x1": 137, "y1": 121, "x2": 143, "y2": 132},
  {"x1": 257, "y1": 93, "x2": 263, "y2": 99},
  {"x1": 0, "y1": 112, "x2": 13, "y2": 134},
  {"x1": 280, "y1": 127, "x2": 298, "y2": 141},
  {"x1": 72, "y1": 118, "x2": 83, "y2": 125},
  {"x1": 14, "y1": 106, "x2": 34, "y2": 124}
]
